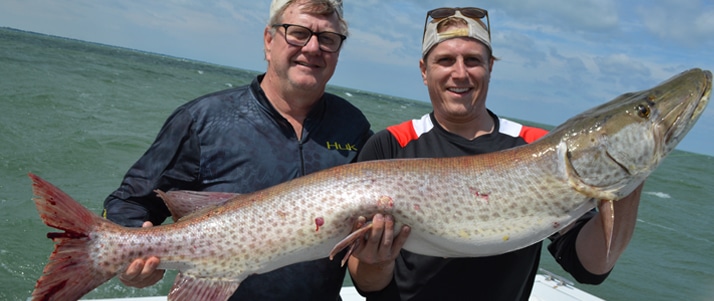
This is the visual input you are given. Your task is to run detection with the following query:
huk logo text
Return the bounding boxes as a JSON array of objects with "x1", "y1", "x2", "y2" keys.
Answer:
[{"x1": 326, "y1": 141, "x2": 358, "y2": 151}]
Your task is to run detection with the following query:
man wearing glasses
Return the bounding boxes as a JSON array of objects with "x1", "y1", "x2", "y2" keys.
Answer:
[
  {"x1": 348, "y1": 7, "x2": 643, "y2": 300},
  {"x1": 104, "y1": 0, "x2": 371, "y2": 300}
]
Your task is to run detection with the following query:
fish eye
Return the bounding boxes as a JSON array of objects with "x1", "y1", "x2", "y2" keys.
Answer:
[{"x1": 636, "y1": 104, "x2": 651, "y2": 118}]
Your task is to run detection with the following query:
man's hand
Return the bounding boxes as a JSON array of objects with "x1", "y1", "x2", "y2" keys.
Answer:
[
  {"x1": 348, "y1": 214, "x2": 410, "y2": 292},
  {"x1": 118, "y1": 221, "x2": 165, "y2": 288},
  {"x1": 352, "y1": 214, "x2": 409, "y2": 266}
]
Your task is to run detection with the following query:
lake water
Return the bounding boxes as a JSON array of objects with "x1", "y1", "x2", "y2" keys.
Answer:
[{"x1": 1, "y1": 27, "x2": 712, "y2": 300}]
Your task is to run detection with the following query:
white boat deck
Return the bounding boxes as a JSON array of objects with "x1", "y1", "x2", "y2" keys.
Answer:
[{"x1": 83, "y1": 271, "x2": 603, "y2": 301}]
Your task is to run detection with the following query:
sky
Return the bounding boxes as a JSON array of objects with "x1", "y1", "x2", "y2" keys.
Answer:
[{"x1": 2, "y1": 0, "x2": 713, "y2": 156}]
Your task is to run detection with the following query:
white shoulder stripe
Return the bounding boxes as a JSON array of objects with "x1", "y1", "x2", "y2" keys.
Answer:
[
  {"x1": 499, "y1": 118, "x2": 523, "y2": 138},
  {"x1": 411, "y1": 113, "x2": 434, "y2": 137}
]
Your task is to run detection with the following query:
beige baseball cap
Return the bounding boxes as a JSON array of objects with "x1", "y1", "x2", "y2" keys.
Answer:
[
  {"x1": 422, "y1": 10, "x2": 491, "y2": 58},
  {"x1": 269, "y1": 0, "x2": 344, "y2": 21}
]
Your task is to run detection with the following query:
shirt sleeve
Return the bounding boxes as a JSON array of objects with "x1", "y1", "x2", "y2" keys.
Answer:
[
  {"x1": 356, "y1": 130, "x2": 400, "y2": 162},
  {"x1": 103, "y1": 107, "x2": 201, "y2": 227},
  {"x1": 547, "y1": 209, "x2": 612, "y2": 284}
]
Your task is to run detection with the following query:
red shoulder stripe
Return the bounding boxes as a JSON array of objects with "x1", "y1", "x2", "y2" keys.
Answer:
[
  {"x1": 520, "y1": 126, "x2": 549, "y2": 144},
  {"x1": 387, "y1": 120, "x2": 419, "y2": 148}
]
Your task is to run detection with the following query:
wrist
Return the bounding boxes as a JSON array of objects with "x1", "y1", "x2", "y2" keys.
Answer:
[{"x1": 351, "y1": 260, "x2": 395, "y2": 292}]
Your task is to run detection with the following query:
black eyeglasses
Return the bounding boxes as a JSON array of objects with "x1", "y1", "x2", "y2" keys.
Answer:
[
  {"x1": 272, "y1": 24, "x2": 347, "y2": 53},
  {"x1": 423, "y1": 7, "x2": 491, "y2": 42}
]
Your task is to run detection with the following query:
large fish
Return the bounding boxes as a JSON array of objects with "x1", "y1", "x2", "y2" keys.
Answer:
[{"x1": 30, "y1": 68, "x2": 711, "y2": 301}]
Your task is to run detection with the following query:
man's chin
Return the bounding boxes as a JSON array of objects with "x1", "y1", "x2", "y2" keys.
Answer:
[{"x1": 289, "y1": 75, "x2": 326, "y2": 91}]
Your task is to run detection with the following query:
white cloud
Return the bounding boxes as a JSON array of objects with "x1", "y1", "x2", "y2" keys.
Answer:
[
  {"x1": 343, "y1": 29, "x2": 412, "y2": 66},
  {"x1": 636, "y1": 0, "x2": 714, "y2": 47},
  {"x1": 495, "y1": 0, "x2": 619, "y2": 31}
]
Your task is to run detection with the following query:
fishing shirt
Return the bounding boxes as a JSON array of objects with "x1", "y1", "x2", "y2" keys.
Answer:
[
  {"x1": 103, "y1": 74, "x2": 372, "y2": 301},
  {"x1": 355, "y1": 111, "x2": 610, "y2": 301}
]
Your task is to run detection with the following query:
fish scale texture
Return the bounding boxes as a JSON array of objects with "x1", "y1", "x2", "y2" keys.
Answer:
[{"x1": 90, "y1": 149, "x2": 591, "y2": 278}]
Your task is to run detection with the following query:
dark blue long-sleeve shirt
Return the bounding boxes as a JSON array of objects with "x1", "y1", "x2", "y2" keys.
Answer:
[{"x1": 103, "y1": 74, "x2": 372, "y2": 300}]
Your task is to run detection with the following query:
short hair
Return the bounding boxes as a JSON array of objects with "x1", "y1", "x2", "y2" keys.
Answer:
[{"x1": 268, "y1": 0, "x2": 348, "y2": 36}]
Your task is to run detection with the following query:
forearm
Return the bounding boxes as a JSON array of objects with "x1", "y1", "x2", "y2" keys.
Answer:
[
  {"x1": 576, "y1": 183, "x2": 643, "y2": 274},
  {"x1": 104, "y1": 108, "x2": 199, "y2": 227},
  {"x1": 103, "y1": 196, "x2": 151, "y2": 227},
  {"x1": 103, "y1": 180, "x2": 171, "y2": 227}
]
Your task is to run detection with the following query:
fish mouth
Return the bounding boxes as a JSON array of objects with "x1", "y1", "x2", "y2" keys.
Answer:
[{"x1": 659, "y1": 70, "x2": 711, "y2": 153}]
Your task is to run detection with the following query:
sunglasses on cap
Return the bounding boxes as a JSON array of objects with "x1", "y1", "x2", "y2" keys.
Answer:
[{"x1": 422, "y1": 7, "x2": 491, "y2": 42}]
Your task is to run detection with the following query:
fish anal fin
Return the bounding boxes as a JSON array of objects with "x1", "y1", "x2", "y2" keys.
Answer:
[
  {"x1": 168, "y1": 272, "x2": 241, "y2": 301},
  {"x1": 329, "y1": 223, "x2": 373, "y2": 266}
]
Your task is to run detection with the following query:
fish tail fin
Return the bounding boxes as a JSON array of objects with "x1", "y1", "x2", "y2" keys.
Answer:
[{"x1": 29, "y1": 173, "x2": 115, "y2": 301}]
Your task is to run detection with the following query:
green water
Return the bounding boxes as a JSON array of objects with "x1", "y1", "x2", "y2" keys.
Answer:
[{"x1": 1, "y1": 27, "x2": 712, "y2": 300}]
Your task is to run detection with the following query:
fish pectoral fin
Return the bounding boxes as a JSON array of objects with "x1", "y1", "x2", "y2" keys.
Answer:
[
  {"x1": 598, "y1": 199, "x2": 615, "y2": 259},
  {"x1": 168, "y1": 272, "x2": 240, "y2": 301},
  {"x1": 329, "y1": 223, "x2": 374, "y2": 266}
]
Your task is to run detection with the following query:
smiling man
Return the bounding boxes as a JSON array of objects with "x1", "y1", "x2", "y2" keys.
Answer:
[{"x1": 347, "y1": 6, "x2": 643, "y2": 301}]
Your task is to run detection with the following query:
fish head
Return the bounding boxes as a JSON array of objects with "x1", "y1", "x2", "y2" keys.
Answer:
[{"x1": 552, "y1": 68, "x2": 711, "y2": 199}]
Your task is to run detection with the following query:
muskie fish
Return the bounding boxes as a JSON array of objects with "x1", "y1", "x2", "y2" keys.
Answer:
[{"x1": 31, "y1": 68, "x2": 711, "y2": 301}]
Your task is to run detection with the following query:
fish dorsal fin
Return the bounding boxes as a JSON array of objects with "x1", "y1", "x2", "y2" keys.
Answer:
[
  {"x1": 168, "y1": 272, "x2": 241, "y2": 301},
  {"x1": 156, "y1": 190, "x2": 239, "y2": 222}
]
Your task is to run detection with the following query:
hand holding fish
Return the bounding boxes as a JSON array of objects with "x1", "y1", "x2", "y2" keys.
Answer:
[
  {"x1": 576, "y1": 183, "x2": 644, "y2": 276},
  {"x1": 347, "y1": 214, "x2": 411, "y2": 292},
  {"x1": 118, "y1": 221, "x2": 165, "y2": 288}
]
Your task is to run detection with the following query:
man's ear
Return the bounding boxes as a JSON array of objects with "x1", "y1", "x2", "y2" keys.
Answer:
[
  {"x1": 419, "y1": 59, "x2": 427, "y2": 86},
  {"x1": 263, "y1": 26, "x2": 273, "y2": 61}
]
